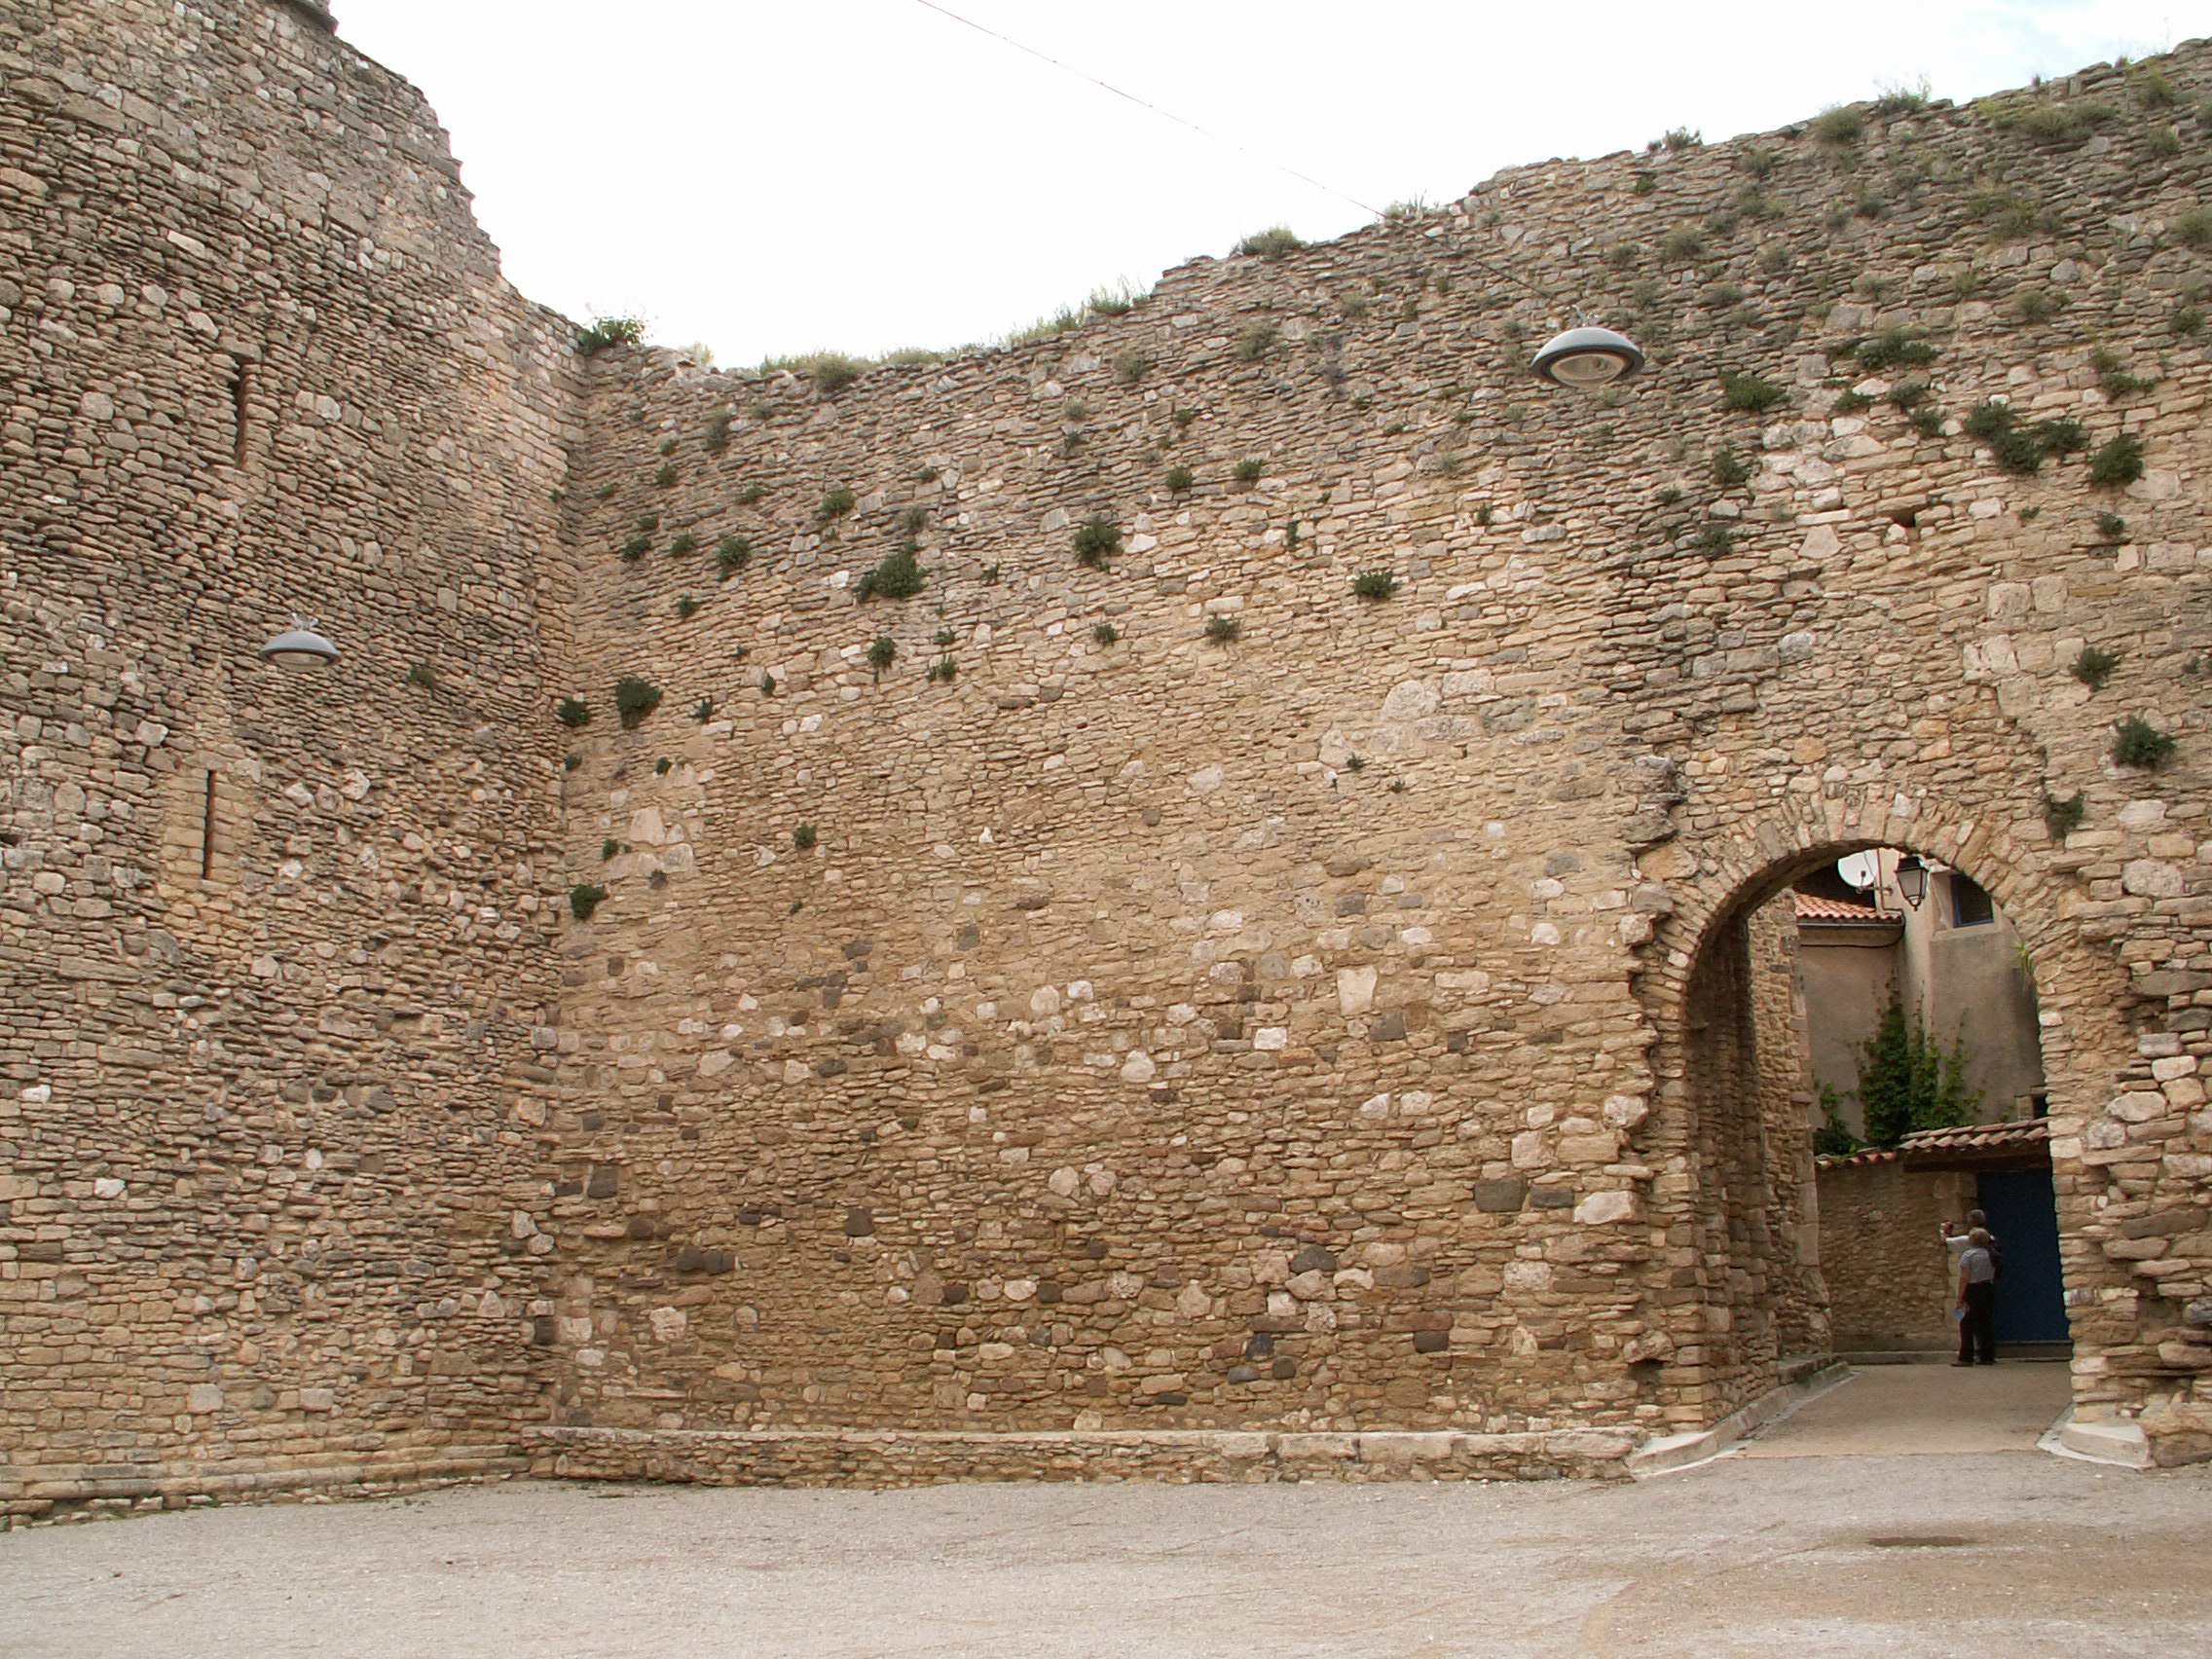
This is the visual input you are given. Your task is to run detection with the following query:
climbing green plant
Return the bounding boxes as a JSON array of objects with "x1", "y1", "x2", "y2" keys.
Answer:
[{"x1": 1856, "y1": 997, "x2": 1981, "y2": 1148}]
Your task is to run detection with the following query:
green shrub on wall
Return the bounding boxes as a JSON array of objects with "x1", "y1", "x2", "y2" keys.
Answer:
[
  {"x1": 1857, "y1": 998, "x2": 1980, "y2": 1147},
  {"x1": 614, "y1": 677, "x2": 662, "y2": 729}
]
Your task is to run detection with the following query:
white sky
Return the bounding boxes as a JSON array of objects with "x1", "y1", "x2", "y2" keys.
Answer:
[{"x1": 335, "y1": 2, "x2": 2194, "y2": 368}]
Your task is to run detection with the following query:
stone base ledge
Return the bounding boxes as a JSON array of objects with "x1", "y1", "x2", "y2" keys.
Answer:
[
  {"x1": 2048, "y1": 1415, "x2": 2153, "y2": 1468},
  {"x1": 1627, "y1": 1359, "x2": 1854, "y2": 1477},
  {"x1": 523, "y1": 1423, "x2": 1641, "y2": 1488},
  {"x1": 0, "y1": 1443, "x2": 526, "y2": 1525}
]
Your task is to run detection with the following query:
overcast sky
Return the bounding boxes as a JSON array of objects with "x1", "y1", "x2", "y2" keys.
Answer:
[{"x1": 336, "y1": 2, "x2": 2192, "y2": 368}]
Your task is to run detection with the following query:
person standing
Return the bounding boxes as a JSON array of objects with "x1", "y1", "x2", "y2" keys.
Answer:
[{"x1": 1953, "y1": 1227, "x2": 1999, "y2": 1366}]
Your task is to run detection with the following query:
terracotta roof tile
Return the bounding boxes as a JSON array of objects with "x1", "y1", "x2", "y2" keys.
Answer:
[
  {"x1": 1896, "y1": 1118, "x2": 2049, "y2": 1153},
  {"x1": 1792, "y1": 892, "x2": 1896, "y2": 923}
]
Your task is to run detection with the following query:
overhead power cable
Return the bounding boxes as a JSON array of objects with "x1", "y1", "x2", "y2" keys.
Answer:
[
  {"x1": 907, "y1": 0, "x2": 1385, "y2": 219},
  {"x1": 907, "y1": 0, "x2": 1575, "y2": 318}
]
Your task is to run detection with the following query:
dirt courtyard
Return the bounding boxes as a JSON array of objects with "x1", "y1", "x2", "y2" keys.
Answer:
[{"x1": 4, "y1": 1370, "x2": 2207, "y2": 1659}]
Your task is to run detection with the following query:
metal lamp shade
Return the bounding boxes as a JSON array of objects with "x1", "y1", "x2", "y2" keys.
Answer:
[
  {"x1": 1531, "y1": 326, "x2": 1646, "y2": 387},
  {"x1": 258, "y1": 625, "x2": 341, "y2": 668},
  {"x1": 1894, "y1": 854, "x2": 1930, "y2": 909}
]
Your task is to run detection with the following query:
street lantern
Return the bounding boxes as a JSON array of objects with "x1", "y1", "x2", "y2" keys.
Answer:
[
  {"x1": 257, "y1": 616, "x2": 340, "y2": 668},
  {"x1": 1894, "y1": 853, "x2": 1930, "y2": 910},
  {"x1": 1531, "y1": 326, "x2": 1646, "y2": 387}
]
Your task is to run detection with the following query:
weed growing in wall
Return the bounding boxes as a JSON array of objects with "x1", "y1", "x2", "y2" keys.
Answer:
[
  {"x1": 693, "y1": 697, "x2": 716, "y2": 722},
  {"x1": 1204, "y1": 614, "x2": 1241, "y2": 644},
  {"x1": 2088, "y1": 433, "x2": 2146, "y2": 487},
  {"x1": 2175, "y1": 208, "x2": 2212, "y2": 250},
  {"x1": 1233, "y1": 459, "x2": 1264, "y2": 485},
  {"x1": 1092, "y1": 622, "x2": 1119, "y2": 645},
  {"x1": 1352, "y1": 570, "x2": 1399, "y2": 601},
  {"x1": 867, "y1": 636, "x2": 896, "y2": 675},
  {"x1": 763, "y1": 351, "x2": 867, "y2": 393},
  {"x1": 1853, "y1": 327, "x2": 1939, "y2": 371},
  {"x1": 1114, "y1": 350, "x2": 1149, "y2": 387},
  {"x1": 2073, "y1": 645, "x2": 2121, "y2": 689},
  {"x1": 2113, "y1": 716, "x2": 2177, "y2": 769},
  {"x1": 1810, "y1": 105, "x2": 1866, "y2": 146},
  {"x1": 676, "y1": 596, "x2": 702, "y2": 619},
  {"x1": 1234, "y1": 225, "x2": 1304, "y2": 259},
  {"x1": 569, "y1": 884, "x2": 608, "y2": 921},
  {"x1": 793, "y1": 824, "x2": 817, "y2": 851},
  {"x1": 620, "y1": 535, "x2": 652, "y2": 562},
  {"x1": 1233, "y1": 325, "x2": 1275, "y2": 362},
  {"x1": 575, "y1": 316, "x2": 645, "y2": 353},
  {"x1": 1712, "y1": 449, "x2": 1752, "y2": 488},
  {"x1": 1870, "y1": 80, "x2": 1930, "y2": 118},
  {"x1": 928, "y1": 657, "x2": 958, "y2": 683},
  {"x1": 2088, "y1": 348, "x2": 2156, "y2": 399},
  {"x1": 2096, "y1": 511, "x2": 2128, "y2": 540},
  {"x1": 1165, "y1": 465, "x2": 1195, "y2": 493},
  {"x1": 856, "y1": 544, "x2": 926, "y2": 601},
  {"x1": 2044, "y1": 791, "x2": 2087, "y2": 837},
  {"x1": 406, "y1": 663, "x2": 438, "y2": 690},
  {"x1": 736, "y1": 484, "x2": 767, "y2": 505},
  {"x1": 614, "y1": 677, "x2": 663, "y2": 729},
  {"x1": 818, "y1": 488, "x2": 857, "y2": 523},
  {"x1": 704, "y1": 409, "x2": 733, "y2": 453},
  {"x1": 717, "y1": 536, "x2": 752, "y2": 578},
  {"x1": 556, "y1": 698, "x2": 591, "y2": 727},
  {"x1": 668, "y1": 531, "x2": 699, "y2": 558},
  {"x1": 1073, "y1": 516, "x2": 1121, "y2": 570},
  {"x1": 1718, "y1": 372, "x2": 1788, "y2": 413}
]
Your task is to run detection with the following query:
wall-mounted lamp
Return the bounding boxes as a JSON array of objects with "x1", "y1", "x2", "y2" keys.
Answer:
[
  {"x1": 1531, "y1": 325, "x2": 1646, "y2": 387},
  {"x1": 257, "y1": 616, "x2": 340, "y2": 668},
  {"x1": 1894, "y1": 853, "x2": 1929, "y2": 910}
]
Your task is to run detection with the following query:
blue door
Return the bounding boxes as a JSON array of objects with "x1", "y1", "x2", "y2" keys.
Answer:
[{"x1": 1977, "y1": 1167, "x2": 2071, "y2": 1345}]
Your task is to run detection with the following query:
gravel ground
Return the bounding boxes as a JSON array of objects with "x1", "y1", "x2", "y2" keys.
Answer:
[{"x1": 4, "y1": 1446, "x2": 2207, "y2": 1659}]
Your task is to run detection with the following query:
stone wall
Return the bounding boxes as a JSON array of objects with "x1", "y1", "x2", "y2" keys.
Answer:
[
  {"x1": 1817, "y1": 1160, "x2": 1972, "y2": 1350},
  {"x1": 538, "y1": 48, "x2": 2212, "y2": 1462},
  {"x1": 0, "y1": 0, "x2": 575, "y2": 1519},
  {"x1": 9, "y1": 1, "x2": 2212, "y2": 1510}
]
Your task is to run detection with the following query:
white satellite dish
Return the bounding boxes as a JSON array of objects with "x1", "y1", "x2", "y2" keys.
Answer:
[{"x1": 1836, "y1": 852, "x2": 1880, "y2": 890}]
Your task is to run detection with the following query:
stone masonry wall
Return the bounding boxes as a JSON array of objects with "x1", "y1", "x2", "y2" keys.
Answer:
[
  {"x1": 11, "y1": 1, "x2": 2212, "y2": 1506},
  {"x1": 537, "y1": 47, "x2": 2212, "y2": 1462},
  {"x1": 0, "y1": 0, "x2": 576, "y2": 1519},
  {"x1": 1817, "y1": 1160, "x2": 1973, "y2": 1351}
]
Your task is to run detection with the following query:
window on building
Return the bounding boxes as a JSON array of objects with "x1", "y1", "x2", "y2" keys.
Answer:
[{"x1": 1950, "y1": 873, "x2": 1995, "y2": 928}]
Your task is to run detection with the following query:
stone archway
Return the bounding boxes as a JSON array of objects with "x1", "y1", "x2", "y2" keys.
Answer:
[{"x1": 1629, "y1": 793, "x2": 2134, "y2": 1432}]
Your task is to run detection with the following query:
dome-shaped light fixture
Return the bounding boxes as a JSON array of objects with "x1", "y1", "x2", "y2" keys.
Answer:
[
  {"x1": 1531, "y1": 325, "x2": 1646, "y2": 387},
  {"x1": 257, "y1": 616, "x2": 340, "y2": 669}
]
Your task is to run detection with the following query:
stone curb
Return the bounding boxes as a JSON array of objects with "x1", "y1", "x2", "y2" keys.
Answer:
[{"x1": 522, "y1": 1424, "x2": 1642, "y2": 1486}]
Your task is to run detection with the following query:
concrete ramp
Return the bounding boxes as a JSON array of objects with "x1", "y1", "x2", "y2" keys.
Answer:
[{"x1": 1742, "y1": 1362, "x2": 2072, "y2": 1457}]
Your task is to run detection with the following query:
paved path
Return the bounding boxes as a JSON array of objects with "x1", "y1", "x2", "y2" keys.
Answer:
[
  {"x1": 4, "y1": 1436, "x2": 2206, "y2": 1659},
  {"x1": 1742, "y1": 1360, "x2": 2073, "y2": 1456}
]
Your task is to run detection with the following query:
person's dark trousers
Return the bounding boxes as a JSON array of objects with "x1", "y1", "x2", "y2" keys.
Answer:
[{"x1": 1959, "y1": 1282, "x2": 1997, "y2": 1364}]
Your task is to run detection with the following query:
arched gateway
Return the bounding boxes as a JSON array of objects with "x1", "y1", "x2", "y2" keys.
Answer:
[{"x1": 3, "y1": 3, "x2": 2209, "y2": 1519}]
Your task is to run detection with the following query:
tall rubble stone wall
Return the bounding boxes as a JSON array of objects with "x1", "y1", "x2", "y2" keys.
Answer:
[
  {"x1": 539, "y1": 43, "x2": 2212, "y2": 1470},
  {"x1": 0, "y1": 0, "x2": 575, "y2": 1518},
  {"x1": 9, "y1": 0, "x2": 2212, "y2": 1510}
]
